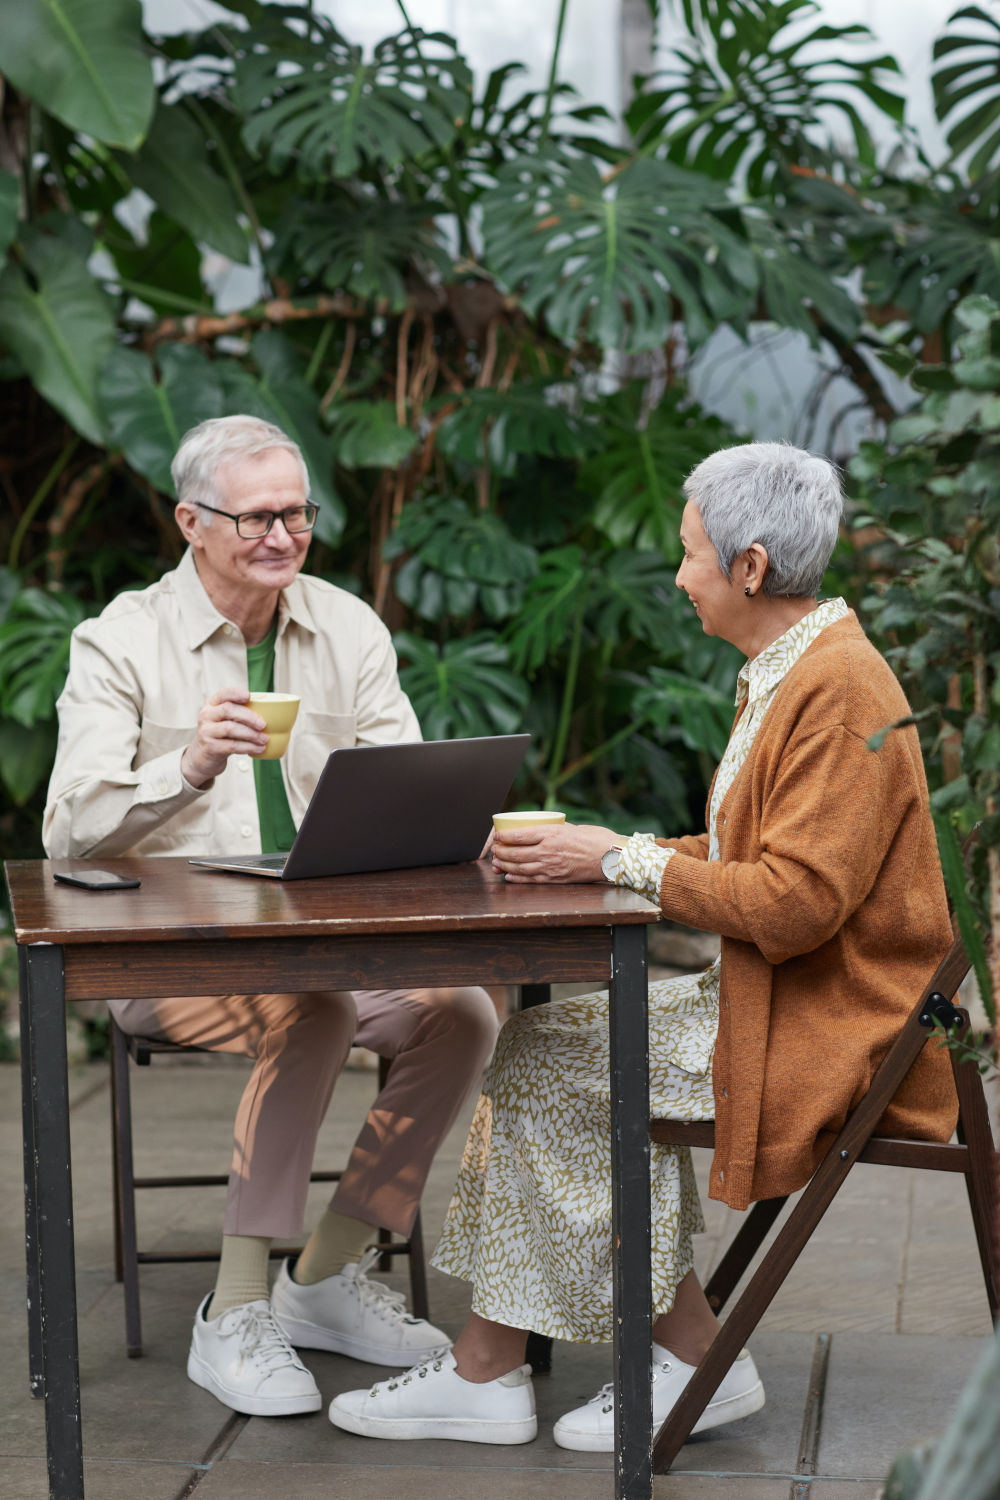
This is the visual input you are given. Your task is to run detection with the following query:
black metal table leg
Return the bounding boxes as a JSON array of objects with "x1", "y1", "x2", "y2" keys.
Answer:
[
  {"x1": 19, "y1": 946, "x2": 43, "y2": 1399},
  {"x1": 519, "y1": 984, "x2": 555, "y2": 1375},
  {"x1": 609, "y1": 924, "x2": 652, "y2": 1500},
  {"x1": 24, "y1": 944, "x2": 84, "y2": 1500}
]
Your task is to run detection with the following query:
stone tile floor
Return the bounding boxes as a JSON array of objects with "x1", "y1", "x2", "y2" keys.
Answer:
[{"x1": 1, "y1": 1027, "x2": 996, "y2": 1500}]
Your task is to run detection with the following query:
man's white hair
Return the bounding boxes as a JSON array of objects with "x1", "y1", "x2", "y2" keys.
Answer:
[
  {"x1": 683, "y1": 441, "x2": 843, "y2": 598},
  {"x1": 171, "y1": 415, "x2": 311, "y2": 521}
]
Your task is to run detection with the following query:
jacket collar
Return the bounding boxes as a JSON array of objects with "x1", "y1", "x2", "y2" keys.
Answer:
[{"x1": 174, "y1": 546, "x2": 319, "y2": 651}]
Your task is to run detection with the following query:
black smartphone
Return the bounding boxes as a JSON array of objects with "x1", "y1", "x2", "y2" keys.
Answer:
[{"x1": 53, "y1": 869, "x2": 141, "y2": 891}]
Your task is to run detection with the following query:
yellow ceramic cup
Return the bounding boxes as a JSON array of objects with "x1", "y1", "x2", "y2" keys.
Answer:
[
  {"x1": 248, "y1": 692, "x2": 301, "y2": 760},
  {"x1": 492, "y1": 810, "x2": 567, "y2": 834}
]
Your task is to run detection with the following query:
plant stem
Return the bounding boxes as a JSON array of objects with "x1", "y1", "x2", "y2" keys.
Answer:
[
  {"x1": 551, "y1": 716, "x2": 646, "y2": 790},
  {"x1": 545, "y1": 586, "x2": 587, "y2": 801},
  {"x1": 8, "y1": 437, "x2": 79, "y2": 572},
  {"x1": 182, "y1": 96, "x2": 269, "y2": 288},
  {"x1": 394, "y1": 0, "x2": 473, "y2": 256},
  {"x1": 305, "y1": 320, "x2": 334, "y2": 387},
  {"x1": 541, "y1": 0, "x2": 572, "y2": 145}
]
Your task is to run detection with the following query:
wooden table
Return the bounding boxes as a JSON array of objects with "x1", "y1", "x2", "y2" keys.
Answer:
[{"x1": 6, "y1": 855, "x2": 660, "y2": 1500}]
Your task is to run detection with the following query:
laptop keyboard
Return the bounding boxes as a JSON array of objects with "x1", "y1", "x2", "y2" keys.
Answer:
[{"x1": 259, "y1": 856, "x2": 287, "y2": 870}]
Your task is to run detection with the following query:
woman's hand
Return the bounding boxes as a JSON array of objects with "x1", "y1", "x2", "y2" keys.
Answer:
[{"x1": 491, "y1": 822, "x2": 620, "y2": 883}]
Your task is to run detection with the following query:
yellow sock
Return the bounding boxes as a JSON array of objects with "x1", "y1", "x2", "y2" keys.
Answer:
[
  {"x1": 206, "y1": 1234, "x2": 271, "y2": 1318},
  {"x1": 294, "y1": 1209, "x2": 376, "y2": 1285}
]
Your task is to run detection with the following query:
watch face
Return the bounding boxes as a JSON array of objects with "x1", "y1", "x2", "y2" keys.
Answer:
[{"x1": 602, "y1": 847, "x2": 621, "y2": 881}]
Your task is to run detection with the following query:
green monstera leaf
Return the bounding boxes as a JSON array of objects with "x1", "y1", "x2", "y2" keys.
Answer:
[
  {"x1": 933, "y1": 5, "x2": 1000, "y2": 178},
  {"x1": 394, "y1": 630, "x2": 529, "y2": 740},
  {"x1": 581, "y1": 384, "x2": 735, "y2": 555},
  {"x1": 481, "y1": 149, "x2": 757, "y2": 350},
  {"x1": 326, "y1": 400, "x2": 419, "y2": 469},
  {"x1": 0, "y1": 229, "x2": 115, "y2": 444},
  {"x1": 385, "y1": 495, "x2": 539, "y2": 621},
  {"x1": 272, "y1": 197, "x2": 452, "y2": 309},
  {"x1": 0, "y1": 586, "x2": 90, "y2": 727},
  {"x1": 99, "y1": 344, "x2": 228, "y2": 494},
  {"x1": 116, "y1": 102, "x2": 249, "y2": 265},
  {"x1": 435, "y1": 382, "x2": 593, "y2": 478},
  {"x1": 233, "y1": 12, "x2": 472, "y2": 180},
  {"x1": 0, "y1": 0, "x2": 154, "y2": 150},
  {"x1": 628, "y1": 0, "x2": 903, "y2": 192},
  {"x1": 0, "y1": 173, "x2": 19, "y2": 260}
]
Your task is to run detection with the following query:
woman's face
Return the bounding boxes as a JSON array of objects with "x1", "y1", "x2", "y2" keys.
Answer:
[{"x1": 676, "y1": 499, "x2": 742, "y2": 643}]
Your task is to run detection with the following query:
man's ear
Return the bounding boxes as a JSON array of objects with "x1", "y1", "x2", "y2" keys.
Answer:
[{"x1": 175, "y1": 502, "x2": 201, "y2": 547}]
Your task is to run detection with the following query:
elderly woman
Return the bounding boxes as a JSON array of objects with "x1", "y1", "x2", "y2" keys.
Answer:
[{"x1": 329, "y1": 442, "x2": 957, "y2": 1448}]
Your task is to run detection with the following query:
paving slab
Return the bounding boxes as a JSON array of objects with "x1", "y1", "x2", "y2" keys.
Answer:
[
  {"x1": 1, "y1": 1456, "x2": 196, "y2": 1500},
  {"x1": 817, "y1": 1330, "x2": 991, "y2": 1477}
]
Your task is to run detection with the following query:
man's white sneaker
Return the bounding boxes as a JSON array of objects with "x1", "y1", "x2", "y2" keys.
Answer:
[
  {"x1": 552, "y1": 1344, "x2": 764, "y2": 1452},
  {"x1": 329, "y1": 1348, "x2": 537, "y2": 1443},
  {"x1": 271, "y1": 1248, "x2": 450, "y2": 1366},
  {"x1": 186, "y1": 1295, "x2": 322, "y2": 1417}
]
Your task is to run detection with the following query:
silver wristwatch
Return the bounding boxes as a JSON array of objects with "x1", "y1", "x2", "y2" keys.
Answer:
[{"x1": 601, "y1": 845, "x2": 623, "y2": 882}]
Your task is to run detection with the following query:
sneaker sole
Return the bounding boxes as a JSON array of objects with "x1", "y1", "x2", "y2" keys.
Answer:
[
  {"x1": 553, "y1": 1381, "x2": 765, "y2": 1452},
  {"x1": 273, "y1": 1310, "x2": 446, "y2": 1367},
  {"x1": 329, "y1": 1402, "x2": 537, "y2": 1444},
  {"x1": 187, "y1": 1350, "x2": 322, "y2": 1417}
]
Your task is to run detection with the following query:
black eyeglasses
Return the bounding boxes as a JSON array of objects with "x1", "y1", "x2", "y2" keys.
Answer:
[{"x1": 192, "y1": 500, "x2": 319, "y2": 539}]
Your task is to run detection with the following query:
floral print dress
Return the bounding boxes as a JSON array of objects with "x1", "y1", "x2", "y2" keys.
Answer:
[{"x1": 431, "y1": 600, "x2": 849, "y2": 1342}]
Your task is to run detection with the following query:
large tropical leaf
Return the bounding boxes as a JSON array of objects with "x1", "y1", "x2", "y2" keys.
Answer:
[
  {"x1": 933, "y1": 5, "x2": 1000, "y2": 178},
  {"x1": 0, "y1": 0, "x2": 154, "y2": 150},
  {"x1": 221, "y1": 330, "x2": 346, "y2": 543},
  {"x1": 0, "y1": 587, "x2": 90, "y2": 727},
  {"x1": 629, "y1": 0, "x2": 903, "y2": 193},
  {"x1": 116, "y1": 102, "x2": 249, "y2": 265},
  {"x1": 271, "y1": 196, "x2": 452, "y2": 309},
  {"x1": 588, "y1": 549, "x2": 681, "y2": 653},
  {"x1": 98, "y1": 344, "x2": 227, "y2": 494},
  {"x1": 232, "y1": 12, "x2": 472, "y2": 180},
  {"x1": 385, "y1": 495, "x2": 538, "y2": 622},
  {"x1": 0, "y1": 174, "x2": 19, "y2": 260},
  {"x1": 393, "y1": 631, "x2": 529, "y2": 740},
  {"x1": 581, "y1": 383, "x2": 735, "y2": 554},
  {"x1": 0, "y1": 229, "x2": 115, "y2": 444},
  {"x1": 505, "y1": 546, "x2": 591, "y2": 673},
  {"x1": 325, "y1": 400, "x2": 419, "y2": 469},
  {"x1": 435, "y1": 382, "x2": 593, "y2": 477},
  {"x1": 633, "y1": 665, "x2": 735, "y2": 761},
  {"x1": 103, "y1": 210, "x2": 210, "y2": 319},
  {"x1": 481, "y1": 150, "x2": 757, "y2": 350}
]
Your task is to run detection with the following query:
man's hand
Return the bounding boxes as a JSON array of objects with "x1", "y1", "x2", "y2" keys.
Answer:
[
  {"x1": 490, "y1": 822, "x2": 621, "y2": 884},
  {"x1": 181, "y1": 688, "x2": 268, "y2": 788}
]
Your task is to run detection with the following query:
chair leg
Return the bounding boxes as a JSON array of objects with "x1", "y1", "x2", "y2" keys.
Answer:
[
  {"x1": 703, "y1": 1196, "x2": 788, "y2": 1314},
  {"x1": 110, "y1": 1020, "x2": 143, "y2": 1357},
  {"x1": 952, "y1": 1046, "x2": 1000, "y2": 1320}
]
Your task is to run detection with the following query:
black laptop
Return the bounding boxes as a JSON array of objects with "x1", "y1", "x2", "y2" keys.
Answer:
[{"x1": 188, "y1": 734, "x2": 530, "y2": 880}]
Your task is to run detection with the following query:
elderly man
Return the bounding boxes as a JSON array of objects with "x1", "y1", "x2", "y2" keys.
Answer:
[{"x1": 43, "y1": 415, "x2": 498, "y2": 1418}]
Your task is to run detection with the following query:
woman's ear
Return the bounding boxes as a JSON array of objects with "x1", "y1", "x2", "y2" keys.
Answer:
[{"x1": 742, "y1": 542, "x2": 768, "y2": 596}]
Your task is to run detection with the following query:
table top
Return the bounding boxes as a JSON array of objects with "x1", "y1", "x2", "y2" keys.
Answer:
[{"x1": 4, "y1": 856, "x2": 660, "y2": 946}]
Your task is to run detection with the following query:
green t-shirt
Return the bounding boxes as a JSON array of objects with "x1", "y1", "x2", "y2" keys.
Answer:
[{"x1": 246, "y1": 624, "x2": 298, "y2": 854}]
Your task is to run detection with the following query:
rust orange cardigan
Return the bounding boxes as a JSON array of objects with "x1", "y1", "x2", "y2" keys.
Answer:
[{"x1": 657, "y1": 612, "x2": 957, "y2": 1212}]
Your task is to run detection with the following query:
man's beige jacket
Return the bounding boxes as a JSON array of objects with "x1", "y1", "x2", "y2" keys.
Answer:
[{"x1": 43, "y1": 548, "x2": 421, "y2": 859}]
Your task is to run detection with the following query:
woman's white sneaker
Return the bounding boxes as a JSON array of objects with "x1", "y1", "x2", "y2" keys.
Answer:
[
  {"x1": 271, "y1": 1248, "x2": 450, "y2": 1366},
  {"x1": 187, "y1": 1295, "x2": 322, "y2": 1416},
  {"x1": 552, "y1": 1344, "x2": 764, "y2": 1452},
  {"x1": 329, "y1": 1348, "x2": 537, "y2": 1443}
]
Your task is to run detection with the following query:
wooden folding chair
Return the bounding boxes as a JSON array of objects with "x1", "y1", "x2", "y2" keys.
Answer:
[{"x1": 649, "y1": 929, "x2": 998, "y2": 1471}]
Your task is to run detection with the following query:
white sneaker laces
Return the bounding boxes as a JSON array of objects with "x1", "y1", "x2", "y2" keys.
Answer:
[
  {"x1": 590, "y1": 1354, "x2": 674, "y2": 1415},
  {"x1": 218, "y1": 1302, "x2": 305, "y2": 1374},
  {"x1": 353, "y1": 1245, "x2": 420, "y2": 1327},
  {"x1": 371, "y1": 1352, "x2": 446, "y2": 1397}
]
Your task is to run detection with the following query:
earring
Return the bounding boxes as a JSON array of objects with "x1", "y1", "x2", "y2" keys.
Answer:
[{"x1": 744, "y1": 587, "x2": 752, "y2": 597}]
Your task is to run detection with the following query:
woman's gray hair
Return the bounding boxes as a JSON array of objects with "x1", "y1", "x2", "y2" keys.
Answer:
[
  {"x1": 683, "y1": 442, "x2": 843, "y2": 598},
  {"x1": 171, "y1": 415, "x2": 310, "y2": 520}
]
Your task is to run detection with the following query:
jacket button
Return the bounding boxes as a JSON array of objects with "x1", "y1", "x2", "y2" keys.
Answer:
[
  {"x1": 241, "y1": 824, "x2": 253, "y2": 838},
  {"x1": 237, "y1": 758, "x2": 250, "y2": 772}
]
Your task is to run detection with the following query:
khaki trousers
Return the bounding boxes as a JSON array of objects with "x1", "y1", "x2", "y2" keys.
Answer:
[{"x1": 109, "y1": 986, "x2": 498, "y2": 1240}]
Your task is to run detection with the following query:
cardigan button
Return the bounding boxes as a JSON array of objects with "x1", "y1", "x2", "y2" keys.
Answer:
[{"x1": 722, "y1": 1087, "x2": 728, "y2": 1099}]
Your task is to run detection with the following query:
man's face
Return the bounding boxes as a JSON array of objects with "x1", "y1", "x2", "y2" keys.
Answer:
[{"x1": 175, "y1": 447, "x2": 312, "y2": 601}]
